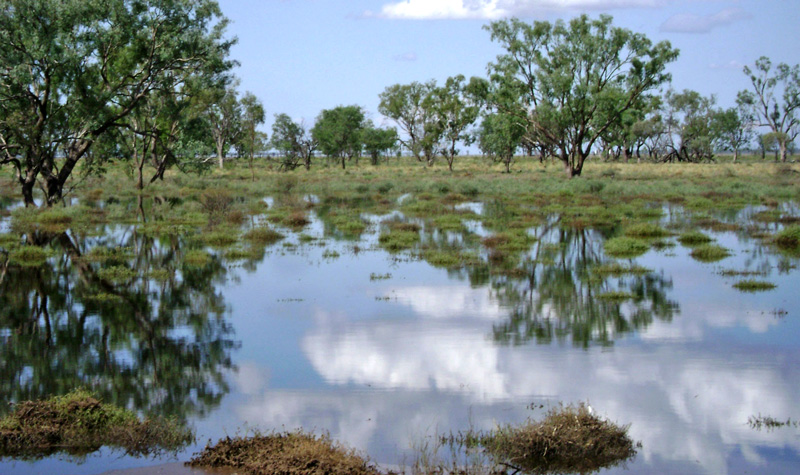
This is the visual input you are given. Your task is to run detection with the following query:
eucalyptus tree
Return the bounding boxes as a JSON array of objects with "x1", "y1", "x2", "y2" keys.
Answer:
[
  {"x1": 661, "y1": 90, "x2": 717, "y2": 162},
  {"x1": 378, "y1": 80, "x2": 437, "y2": 162},
  {"x1": 427, "y1": 75, "x2": 484, "y2": 171},
  {"x1": 361, "y1": 122, "x2": 398, "y2": 165},
  {"x1": 739, "y1": 57, "x2": 800, "y2": 162},
  {"x1": 712, "y1": 105, "x2": 754, "y2": 163},
  {"x1": 311, "y1": 105, "x2": 366, "y2": 170},
  {"x1": 0, "y1": 0, "x2": 234, "y2": 207},
  {"x1": 237, "y1": 92, "x2": 266, "y2": 180},
  {"x1": 477, "y1": 113, "x2": 524, "y2": 172},
  {"x1": 484, "y1": 15, "x2": 679, "y2": 177},
  {"x1": 270, "y1": 113, "x2": 317, "y2": 171},
  {"x1": 205, "y1": 82, "x2": 242, "y2": 170}
]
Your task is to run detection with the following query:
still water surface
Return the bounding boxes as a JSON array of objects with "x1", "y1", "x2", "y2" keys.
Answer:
[{"x1": 0, "y1": 201, "x2": 798, "y2": 474}]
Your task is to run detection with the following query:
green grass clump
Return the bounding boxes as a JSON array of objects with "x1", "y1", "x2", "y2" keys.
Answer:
[
  {"x1": 732, "y1": 280, "x2": 777, "y2": 292},
  {"x1": 184, "y1": 249, "x2": 212, "y2": 267},
  {"x1": 202, "y1": 229, "x2": 240, "y2": 248},
  {"x1": 678, "y1": 230, "x2": 713, "y2": 246},
  {"x1": 623, "y1": 222, "x2": 669, "y2": 238},
  {"x1": 604, "y1": 237, "x2": 649, "y2": 258},
  {"x1": 8, "y1": 246, "x2": 50, "y2": 267},
  {"x1": 690, "y1": 244, "x2": 731, "y2": 263},
  {"x1": 430, "y1": 214, "x2": 466, "y2": 232},
  {"x1": 243, "y1": 226, "x2": 284, "y2": 245},
  {"x1": 598, "y1": 291, "x2": 636, "y2": 301},
  {"x1": 97, "y1": 265, "x2": 138, "y2": 282},
  {"x1": 593, "y1": 263, "x2": 651, "y2": 276},
  {"x1": 0, "y1": 390, "x2": 193, "y2": 459},
  {"x1": 481, "y1": 232, "x2": 536, "y2": 253},
  {"x1": 775, "y1": 225, "x2": 800, "y2": 249},
  {"x1": 378, "y1": 229, "x2": 420, "y2": 252},
  {"x1": 420, "y1": 249, "x2": 481, "y2": 269},
  {"x1": 187, "y1": 430, "x2": 380, "y2": 475}
]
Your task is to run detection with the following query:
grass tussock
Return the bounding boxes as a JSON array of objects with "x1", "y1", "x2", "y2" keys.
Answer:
[
  {"x1": 0, "y1": 390, "x2": 192, "y2": 460},
  {"x1": 186, "y1": 431, "x2": 381, "y2": 475},
  {"x1": 775, "y1": 225, "x2": 800, "y2": 249},
  {"x1": 678, "y1": 230, "x2": 713, "y2": 246},
  {"x1": 732, "y1": 280, "x2": 777, "y2": 292},
  {"x1": 623, "y1": 222, "x2": 669, "y2": 238},
  {"x1": 604, "y1": 237, "x2": 649, "y2": 258},
  {"x1": 479, "y1": 404, "x2": 637, "y2": 475},
  {"x1": 8, "y1": 246, "x2": 50, "y2": 267},
  {"x1": 243, "y1": 226, "x2": 284, "y2": 245},
  {"x1": 690, "y1": 244, "x2": 731, "y2": 263}
]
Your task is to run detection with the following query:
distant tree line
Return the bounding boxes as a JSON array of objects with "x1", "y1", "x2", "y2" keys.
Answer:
[{"x1": 1, "y1": 1, "x2": 799, "y2": 208}]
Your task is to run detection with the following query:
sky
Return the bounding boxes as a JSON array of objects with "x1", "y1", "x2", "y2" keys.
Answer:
[{"x1": 215, "y1": 0, "x2": 800, "y2": 132}]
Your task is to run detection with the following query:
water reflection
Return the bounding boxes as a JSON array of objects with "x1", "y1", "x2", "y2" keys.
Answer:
[{"x1": 0, "y1": 228, "x2": 237, "y2": 420}]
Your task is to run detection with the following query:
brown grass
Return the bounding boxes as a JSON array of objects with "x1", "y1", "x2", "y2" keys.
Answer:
[
  {"x1": 187, "y1": 431, "x2": 382, "y2": 475},
  {"x1": 480, "y1": 404, "x2": 637, "y2": 474}
]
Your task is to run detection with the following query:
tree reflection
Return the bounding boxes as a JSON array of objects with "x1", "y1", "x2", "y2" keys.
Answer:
[
  {"x1": 0, "y1": 228, "x2": 237, "y2": 421},
  {"x1": 486, "y1": 226, "x2": 679, "y2": 347}
]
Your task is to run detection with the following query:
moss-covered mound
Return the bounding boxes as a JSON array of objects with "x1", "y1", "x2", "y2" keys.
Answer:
[
  {"x1": 0, "y1": 390, "x2": 192, "y2": 460},
  {"x1": 187, "y1": 431, "x2": 381, "y2": 475}
]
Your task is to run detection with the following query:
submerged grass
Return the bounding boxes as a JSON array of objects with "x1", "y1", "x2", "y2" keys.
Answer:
[{"x1": 0, "y1": 390, "x2": 192, "y2": 460}]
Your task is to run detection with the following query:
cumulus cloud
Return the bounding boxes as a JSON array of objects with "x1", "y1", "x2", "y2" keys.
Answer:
[
  {"x1": 365, "y1": 0, "x2": 666, "y2": 20},
  {"x1": 660, "y1": 8, "x2": 753, "y2": 33}
]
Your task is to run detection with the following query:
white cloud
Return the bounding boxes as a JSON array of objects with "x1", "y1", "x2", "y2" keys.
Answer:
[
  {"x1": 660, "y1": 8, "x2": 753, "y2": 33},
  {"x1": 367, "y1": 0, "x2": 667, "y2": 20}
]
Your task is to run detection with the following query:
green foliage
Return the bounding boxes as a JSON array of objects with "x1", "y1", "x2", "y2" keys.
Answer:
[
  {"x1": 361, "y1": 124, "x2": 398, "y2": 166},
  {"x1": 484, "y1": 14, "x2": 679, "y2": 176},
  {"x1": 9, "y1": 246, "x2": 50, "y2": 267},
  {"x1": 623, "y1": 223, "x2": 669, "y2": 238},
  {"x1": 311, "y1": 105, "x2": 366, "y2": 169},
  {"x1": 270, "y1": 113, "x2": 317, "y2": 171},
  {"x1": 243, "y1": 226, "x2": 284, "y2": 245},
  {"x1": 0, "y1": 0, "x2": 235, "y2": 206}
]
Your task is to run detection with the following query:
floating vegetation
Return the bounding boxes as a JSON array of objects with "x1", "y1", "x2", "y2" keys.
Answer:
[
  {"x1": 732, "y1": 280, "x2": 777, "y2": 292},
  {"x1": 0, "y1": 390, "x2": 192, "y2": 460},
  {"x1": 186, "y1": 431, "x2": 381, "y2": 475},
  {"x1": 678, "y1": 230, "x2": 713, "y2": 246},
  {"x1": 748, "y1": 415, "x2": 800, "y2": 431},
  {"x1": 370, "y1": 272, "x2": 392, "y2": 281},
  {"x1": 604, "y1": 237, "x2": 649, "y2": 258},
  {"x1": 719, "y1": 268, "x2": 767, "y2": 277},
  {"x1": 322, "y1": 249, "x2": 341, "y2": 259},
  {"x1": 689, "y1": 244, "x2": 731, "y2": 263}
]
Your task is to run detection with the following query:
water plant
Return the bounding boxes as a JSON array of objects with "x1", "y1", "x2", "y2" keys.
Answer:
[
  {"x1": 678, "y1": 230, "x2": 713, "y2": 246},
  {"x1": 775, "y1": 225, "x2": 800, "y2": 249},
  {"x1": 8, "y1": 246, "x2": 50, "y2": 267}
]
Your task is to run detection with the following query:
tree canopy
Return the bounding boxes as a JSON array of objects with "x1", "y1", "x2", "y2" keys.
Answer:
[
  {"x1": 0, "y1": 0, "x2": 235, "y2": 206},
  {"x1": 484, "y1": 15, "x2": 679, "y2": 176}
]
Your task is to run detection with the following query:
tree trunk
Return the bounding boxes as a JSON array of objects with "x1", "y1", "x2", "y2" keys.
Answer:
[
  {"x1": 341, "y1": 156, "x2": 346, "y2": 169},
  {"x1": 21, "y1": 172, "x2": 36, "y2": 207},
  {"x1": 780, "y1": 141, "x2": 788, "y2": 163}
]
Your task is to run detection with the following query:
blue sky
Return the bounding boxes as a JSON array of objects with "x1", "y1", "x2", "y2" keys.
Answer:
[{"x1": 216, "y1": 0, "x2": 800, "y2": 131}]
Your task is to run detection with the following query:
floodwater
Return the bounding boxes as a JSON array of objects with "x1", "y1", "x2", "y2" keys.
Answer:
[{"x1": 0, "y1": 199, "x2": 799, "y2": 475}]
